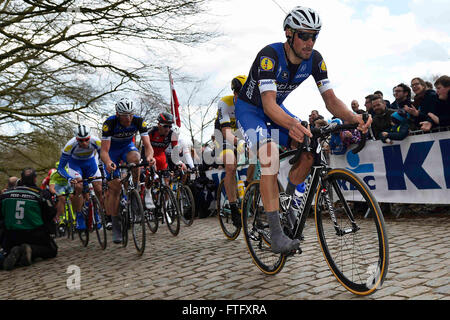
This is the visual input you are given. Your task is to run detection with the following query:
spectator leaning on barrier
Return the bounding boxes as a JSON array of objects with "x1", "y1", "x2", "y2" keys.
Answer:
[
  {"x1": 391, "y1": 83, "x2": 412, "y2": 110},
  {"x1": 374, "y1": 90, "x2": 391, "y2": 109},
  {"x1": 420, "y1": 75, "x2": 450, "y2": 131},
  {"x1": 364, "y1": 94, "x2": 376, "y2": 117},
  {"x1": 380, "y1": 109, "x2": 410, "y2": 144},
  {"x1": 404, "y1": 77, "x2": 439, "y2": 131},
  {"x1": 370, "y1": 95, "x2": 395, "y2": 140},
  {"x1": 351, "y1": 100, "x2": 361, "y2": 113},
  {"x1": 0, "y1": 168, "x2": 58, "y2": 271}
]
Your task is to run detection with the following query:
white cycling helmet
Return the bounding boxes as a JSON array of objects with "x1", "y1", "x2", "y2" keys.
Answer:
[
  {"x1": 74, "y1": 124, "x2": 91, "y2": 139},
  {"x1": 283, "y1": 6, "x2": 322, "y2": 31},
  {"x1": 115, "y1": 98, "x2": 135, "y2": 114}
]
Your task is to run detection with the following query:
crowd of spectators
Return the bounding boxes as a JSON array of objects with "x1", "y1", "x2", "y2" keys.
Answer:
[{"x1": 328, "y1": 75, "x2": 449, "y2": 152}]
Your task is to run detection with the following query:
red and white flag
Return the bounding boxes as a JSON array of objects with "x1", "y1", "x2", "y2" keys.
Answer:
[{"x1": 168, "y1": 68, "x2": 181, "y2": 127}]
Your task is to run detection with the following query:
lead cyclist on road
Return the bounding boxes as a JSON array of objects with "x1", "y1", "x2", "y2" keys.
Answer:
[{"x1": 235, "y1": 6, "x2": 372, "y2": 254}]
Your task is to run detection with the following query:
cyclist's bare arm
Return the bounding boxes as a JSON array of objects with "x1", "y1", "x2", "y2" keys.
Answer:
[
  {"x1": 141, "y1": 135, "x2": 154, "y2": 163},
  {"x1": 322, "y1": 89, "x2": 372, "y2": 133},
  {"x1": 100, "y1": 139, "x2": 115, "y2": 172}
]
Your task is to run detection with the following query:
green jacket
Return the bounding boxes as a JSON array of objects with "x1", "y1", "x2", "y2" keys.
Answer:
[{"x1": 0, "y1": 186, "x2": 55, "y2": 231}]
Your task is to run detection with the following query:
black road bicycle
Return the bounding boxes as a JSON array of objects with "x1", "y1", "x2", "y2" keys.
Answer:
[
  {"x1": 77, "y1": 176, "x2": 107, "y2": 250},
  {"x1": 141, "y1": 166, "x2": 181, "y2": 236},
  {"x1": 241, "y1": 120, "x2": 389, "y2": 296},
  {"x1": 117, "y1": 163, "x2": 147, "y2": 256}
]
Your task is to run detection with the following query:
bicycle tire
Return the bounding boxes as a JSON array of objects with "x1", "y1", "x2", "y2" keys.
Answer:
[
  {"x1": 217, "y1": 180, "x2": 241, "y2": 240},
  {"x1": 78, "y1": 209, "x2": 89, "y2": 247},
  {"x1": 65, "y1": 199, "x2": 75, "y2": 241},
  {"x1": 92, "y1": 195, "x2": 107, "y2": 250},
  {"x1": 130, "y1": 189, "x2": 146, "y2": 256},
  {"x1": 241, "y1": 181, "x2": 286, "y2": 275},
  {"x1": 142, "y1": 185, "x2": 158, "y2": 233},
  {"x1": 177, "y1": 184, "x2": 195, "y2": 226},
  {"x1": 314, "y1": 168, "x2": 389, "y2": 296},
  {"x1": 161, "y1": 185, "x2": 180, "y2": 236},
  {"x1": 120, "y1": 191, "x2": 129, "y2": 248}
]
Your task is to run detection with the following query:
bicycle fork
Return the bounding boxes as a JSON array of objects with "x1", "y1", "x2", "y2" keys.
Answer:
[{"x1": 320, "y1": 181, "x2": 360, "y2": 236}]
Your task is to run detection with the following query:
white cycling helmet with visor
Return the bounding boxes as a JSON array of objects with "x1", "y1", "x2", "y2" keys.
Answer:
[
  {"x1": 115, "y1": 98, "x2": 135, "y2": 115},
  {"x1": 283, "y1": 6, "x2": 322, "y2": 32},
  {"x1": 74, "y1": 124, "x2": 91, "y2": 139}
]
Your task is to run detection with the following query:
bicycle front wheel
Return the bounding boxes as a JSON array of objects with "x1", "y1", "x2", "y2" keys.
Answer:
[
  {"x1": 241, "y1": 181, "x2": 286, "y2": 275},
  {"x1": 217, "y1": 180, "x2": 241, "y2": 240},
  {"x1": 161, "y1": 186, "x2": 180, "y2": 236},
  {"x1": 120, "y1": 191, "x2": 129, "y2": 248},
  {"x1": 130, "y1": 189, "x2": 146, "y2": 256},
  {"x1": 177, "y1": 184, "x2": 195, "y2": 226},
  {"x1": 315, "y1": 168, "x2": 389, "y2": 296}
]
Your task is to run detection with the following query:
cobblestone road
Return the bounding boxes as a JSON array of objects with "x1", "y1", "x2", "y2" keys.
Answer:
[{"x1": 1, "y1": 213, "x2": 449, "y2": 300}]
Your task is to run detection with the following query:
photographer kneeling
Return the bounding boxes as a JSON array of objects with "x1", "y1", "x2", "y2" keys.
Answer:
[{"x1": 0, "y1": 168, "x2": 58, "y2": 271}]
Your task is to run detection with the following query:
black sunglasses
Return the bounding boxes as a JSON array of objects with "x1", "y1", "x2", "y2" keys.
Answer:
[{"x1": 296, "y1": 31, "x2": 319, "y2": 42}]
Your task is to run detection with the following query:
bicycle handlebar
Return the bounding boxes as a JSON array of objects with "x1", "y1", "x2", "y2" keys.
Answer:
[{"x1": 289, "y1": 113, "x2": 369, "y2": 165}]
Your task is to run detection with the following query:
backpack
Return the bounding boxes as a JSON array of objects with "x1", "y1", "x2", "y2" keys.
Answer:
[{"x1": 191, "y1": 175, "x2": 217, "y2": 218}]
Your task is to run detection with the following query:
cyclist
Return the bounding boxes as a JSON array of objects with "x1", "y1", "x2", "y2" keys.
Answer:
[
  {"x1": 49, "y1": 161, "x2": 73, "y2": 234},
  {"x1": 57, "y1": 125, "x2": 104, "y2": 230},
  {"x1": 142, "y1": 112, "x2": 187, "y2": 175},
  {"x1": 235, "y1": 6, "x2": 371, "y2": 254},
  {"x1": 101, "y1": 98, "x2": 155, "y2": 244},
  {"x1": 214, "y1": 75, "x2": 249, "y2": 227},
  {"x1": 167, "y1": 126, "x2": 194, "y2": 174}
]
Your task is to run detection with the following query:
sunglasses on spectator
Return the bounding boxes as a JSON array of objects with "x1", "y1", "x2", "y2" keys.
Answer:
[
  {"x1": 296, "y1": 31, "x2": 319, "y2": 41},
  {"x1": 77, "y1": 137, "x2": 90, "y2": 142}
]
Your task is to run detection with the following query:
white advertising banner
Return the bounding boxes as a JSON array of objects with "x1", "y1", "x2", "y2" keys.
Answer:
[
  {"x1": 329, "y1": 131, "x2": 450, "y2": 204},
  {"x1": 205, "y1": 131, "x2": 450, "y2": 205}
]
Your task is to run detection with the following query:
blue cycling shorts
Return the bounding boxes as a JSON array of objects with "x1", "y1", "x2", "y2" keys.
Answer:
[
  {"x1": 235, "y1": 99, "x2": 301, "y2": 153},
  {"x1": 105, "y1": 142, "x2": 139, "y2": 179},
  {"x1": 68, "y1": 157, "x2": 100, "y2": 181}
]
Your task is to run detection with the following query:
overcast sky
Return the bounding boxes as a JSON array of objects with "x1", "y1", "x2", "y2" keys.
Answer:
[{"x1": 166, "y1": 0, "x2": 449, "y2": 140}]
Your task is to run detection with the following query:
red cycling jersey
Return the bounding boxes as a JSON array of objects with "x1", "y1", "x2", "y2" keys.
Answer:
[{"x1": 146, "y1": 126, "x2": 178, "y2": 171}]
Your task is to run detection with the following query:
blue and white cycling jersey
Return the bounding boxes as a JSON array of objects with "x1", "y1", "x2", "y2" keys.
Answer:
[
  {"x1": 235, "y1": 42, "x2": 333, "y2": 151},
  {"x1": 58, "y1": 136, "x2": 102, "y2": 181},
  {"x1": 238, "y1": 42, "x2": 332, "y2": 108}
]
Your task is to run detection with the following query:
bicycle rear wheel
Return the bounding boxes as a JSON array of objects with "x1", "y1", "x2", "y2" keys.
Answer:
[
  {"x1": 177, "y1": 184, "x2": 195, "y2": 226},
  {"x1": 92, "y1": 195, "x2": 107, "y2": 250},
  {"x1": 315, "y1": 168, "x2": 389, "y2": 296},
  {"x1": 161, "y1": 186, "x2": 180, "y2": 236},
  {"x1": 130, "y1": 189, "x2": 146, "y2": 256},
  {"x1": 65, "y1": 199, "x2": 75, "y2": 241},
  {"x1": 78, "y1": 208, "x2": 89, "y2": 247},
  {"x1": 217, "y1": 180, "x2": 241, "y2": 240},
  {"x1": 142, "y1": 185, "x2": 158, "y2": 233},
  {"x1": 241, "y1": 181, "x2": 286, "y2": 275},
  {"x1": 120, "y1": 191, "x2": 129, "y2": 248}
]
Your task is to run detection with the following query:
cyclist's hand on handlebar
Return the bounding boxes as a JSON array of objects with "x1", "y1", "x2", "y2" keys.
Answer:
[
  {"x1": 147, "y1": 157, "x2": 156, "y2": 167},
  {"x1": 106, "y1": 161, "x2": 116, "y2": 173},
  {"x1": 289, "y1": 120, "x2": 312, "y2": 144},
  {"x1": 354, "y1": 113, "x2": 372, "y2": 134}
]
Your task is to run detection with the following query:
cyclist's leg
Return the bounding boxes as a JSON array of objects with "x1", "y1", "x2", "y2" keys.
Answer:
[
  {"x1": 104, "y1": 147, "x2": 123, "y2": 243},
  {"x1": 236, "y1": 99, "x2": 299, "y2": 254},
  {"x1": 276, "y1": 104, "x2": 313, "y2": 190},
  {"x1": 122, "y1": 143, "x2": 140, "y2": 185},
  {"x1": 67, "y1": 160, "x2": 85, "y2": 229},
  {"x1": 221, "y1": 145, "x2": 240, "y2": 226}
]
